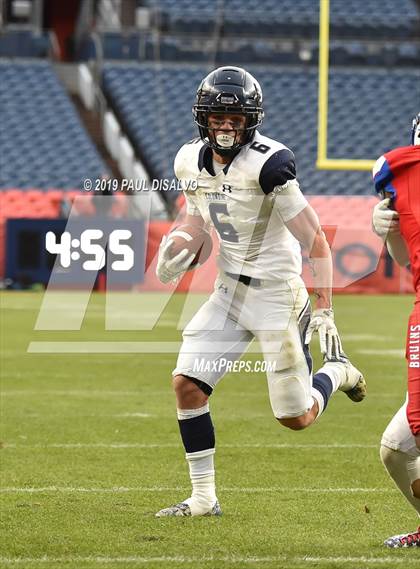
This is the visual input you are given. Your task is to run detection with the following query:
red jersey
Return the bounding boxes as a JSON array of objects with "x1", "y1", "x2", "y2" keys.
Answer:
[
  {"x1": 373, "y1": 145, "x2": 420, "y2": 436},
  {"x1": 373, "y1": 145, "x2": 420, "y2": 293}
]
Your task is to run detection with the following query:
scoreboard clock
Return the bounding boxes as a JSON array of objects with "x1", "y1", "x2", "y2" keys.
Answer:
[
  {"x1": 5, "y1": 218, "x2": 145, "y2": 286},
  {"x1": 45, "y1": 229, "x2": 134, "y2": 271}
]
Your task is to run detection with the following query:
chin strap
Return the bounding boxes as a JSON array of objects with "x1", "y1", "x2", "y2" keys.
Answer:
[{"x1": 213, "y1": 147, "x2": 239, "y2": 158}]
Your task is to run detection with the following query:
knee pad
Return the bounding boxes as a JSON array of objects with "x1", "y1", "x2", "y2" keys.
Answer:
[{"x1": 268, "y1": 366, "x2": 312, "y2": 419}]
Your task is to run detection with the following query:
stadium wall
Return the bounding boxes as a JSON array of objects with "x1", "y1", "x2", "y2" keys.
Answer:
[
  {"x1": 0, "y1": 194, "x2": 412, "y2": 293},
  {"x1": 138, "y1": 196, "x2": 412, "y2": 295},
  {"x1": 0, "y1": 193, "x2": 412, "y2": 293}
]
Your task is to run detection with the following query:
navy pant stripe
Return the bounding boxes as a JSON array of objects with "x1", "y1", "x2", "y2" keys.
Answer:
[
  {"x1": 312, "y1": 372, "x2": 334, "y2": 410},
  {"x1": 299, "y1": 301, "x2": 313, "y2": 374}
]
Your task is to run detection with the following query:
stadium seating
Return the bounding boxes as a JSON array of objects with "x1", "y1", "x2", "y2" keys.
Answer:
[
  {"x1": 102, "y1": 63, "x2": 418, "y2": 198},
  {"x1": 0, "y1": 30, "x2": 51, "y2": 58},
  {"x1": 0, "y1": 61, "x2": 108, "y2": 189},
  {"x1": 0, "y1": 189, "x2": 63, "y2": 219},
  {"x1": 76, "y1": 0, "x2": 419, "y2": 65},
  {"x1": 0, "y1": 189, "x2": 130, "y2": 218},
  {"x1": 78, "y1": 31, "x2": 420, "y2": 67},
  {"x1": 142, "y1": 0, "x2": 420, "y2": 39}
]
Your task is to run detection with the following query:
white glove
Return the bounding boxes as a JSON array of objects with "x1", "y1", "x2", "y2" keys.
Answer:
[
  {"x1": 305, "y1": 308, "x2": 344, "y2": 361},
  {"x1": 156, "y1": 235, "x2": 195, "y2": 284},
  {"x1": 372, "y1": 198, "x2": 400, "y2": 239}
]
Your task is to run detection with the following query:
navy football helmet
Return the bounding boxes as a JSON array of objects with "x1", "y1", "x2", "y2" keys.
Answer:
[{"x1": 192, "y1": 66, "x2": 264, "y2": 156}]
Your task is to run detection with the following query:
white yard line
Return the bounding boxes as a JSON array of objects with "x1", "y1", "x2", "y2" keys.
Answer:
[
  {"x1": 26, "y1": 342, "x2": 274, "y2": 354},
  {"x1": 112, "y1": 413, "x2": 153, "y2": 418},
  {"x1": 0, "y1": 390, "x2": 147, "y2": 396},
  {"x1": 223, "y1": 443, "x2": 377, "y2": 448},
  {"x1": 0, "y1": 413, "x2": 154, "y2": 419},
  {"x1": 0, "y1": 555, "x2": 415, "y2": 565},
  {"x1": 0, "y1": 486, "x2": 395, "y2": 494},
  {"x1": 2, "y1": 443, "x2": 378, "y2": 449},
  {"x1": 0, "y1": 391, "x2": 403, "y2": 400},
  {"x1": 341, "y1": 334, "x2": 396, "y2": 342},
  {"x1": 27, "y1": 342, "x2": 184, "y2": 354},
  {"x1": 356, "y1": 349, "x2": 404, "y2": 357}
]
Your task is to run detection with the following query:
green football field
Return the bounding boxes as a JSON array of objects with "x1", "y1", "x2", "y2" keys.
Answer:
[{"x1": 1, "y1": 291, "x2": 419, "y2": 569}]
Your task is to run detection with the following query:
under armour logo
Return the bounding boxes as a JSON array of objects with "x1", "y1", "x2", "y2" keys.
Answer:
[
  {"x1": 218, "y1": 283, "x2": 228, "y2": 294},
  {"x1": 221, "y1": 184, "x2": 232, "y2": 193}
]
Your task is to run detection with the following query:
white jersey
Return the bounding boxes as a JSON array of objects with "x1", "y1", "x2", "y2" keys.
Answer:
[{"x1": 174, "y1": 131, "x2": 309, "y2": 281}]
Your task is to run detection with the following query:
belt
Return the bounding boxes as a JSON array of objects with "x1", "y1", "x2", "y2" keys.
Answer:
[{"x1": 225, "y1": 272, "x2": 262, "y2": 287}]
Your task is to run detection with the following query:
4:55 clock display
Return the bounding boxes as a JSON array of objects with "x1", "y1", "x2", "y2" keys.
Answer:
[{"x1": 45, "y1": 229, "x2": 134, "y2": 271}]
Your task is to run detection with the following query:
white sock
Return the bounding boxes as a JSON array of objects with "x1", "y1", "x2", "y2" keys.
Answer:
[
  {"x1": 185, "y1": 448, "x2": 216, "y2": 515},
  {"x1": 176, "y1": 404, "x2": 216, "y2": 515},
  {"x1": 316, "y1": 361, "x2": 345, "y2": 392},
  {"x1": 311, "y1": 366, "x2": 341, "y2": 420},
  {"x1": 177, "y1": 403, "x2": 209, "y2": 421},
  {"x1": 311, "y1": 388, "x2": 325, "y2": 420}
]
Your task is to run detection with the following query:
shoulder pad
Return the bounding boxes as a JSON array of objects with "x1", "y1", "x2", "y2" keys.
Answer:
[
  {"x1": 259, "y1": 148, "x2": 296, "y2": 195},
  {"x1": 372, "y1": 155, "x2": 386, "y2": 179},
  {"x1": 372, "y1": 155, "x2": 395, "y2": 197}
]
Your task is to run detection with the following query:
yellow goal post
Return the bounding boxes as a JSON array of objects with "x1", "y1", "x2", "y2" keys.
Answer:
[{"x1": 317, "y1": 0, "x2": 375, "y2": 171}]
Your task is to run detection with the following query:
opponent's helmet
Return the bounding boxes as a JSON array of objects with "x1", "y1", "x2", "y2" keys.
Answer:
[
  {"x1": 192, "y1": 66, "x2": 264, "y2": 156},
  {"x1": 412, "y1": 113, "x2": 420, "y2": 145}
]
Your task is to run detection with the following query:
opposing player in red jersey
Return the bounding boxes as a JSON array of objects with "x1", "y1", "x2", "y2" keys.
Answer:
[{"x1": 372, "y1": 113, "x2": 420, "y2": 547}]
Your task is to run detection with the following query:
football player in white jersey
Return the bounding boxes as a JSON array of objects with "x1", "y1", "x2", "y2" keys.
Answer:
[{"x1": 155, "y1": 66, "x2": 366, "y2": 517}]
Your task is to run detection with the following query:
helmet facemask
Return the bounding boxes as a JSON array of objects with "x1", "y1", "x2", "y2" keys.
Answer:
[{"x1": 194, "y1": 107, "x2": 262, "y2": 156}]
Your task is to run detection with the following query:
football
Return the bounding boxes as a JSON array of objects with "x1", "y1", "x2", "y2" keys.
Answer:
[{"x1": 168, "y1": 224, "x2": 213, "y2": 268}]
